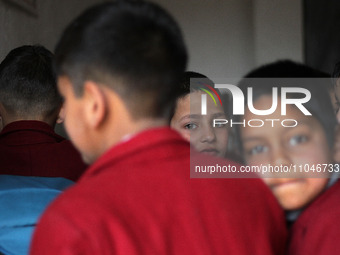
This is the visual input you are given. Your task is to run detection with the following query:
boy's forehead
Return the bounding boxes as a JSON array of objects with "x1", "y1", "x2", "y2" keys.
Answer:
[
  {"x1": 245, "y1": 95, "x2": 307, "y2": 117},
  {"x1": 242, "y1": 96, "x2": 323, "y2": 135}
]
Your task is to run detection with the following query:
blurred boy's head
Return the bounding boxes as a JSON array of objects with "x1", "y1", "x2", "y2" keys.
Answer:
[
  {"x1": 170, "y1": 71, "x2": 229, "y2": 158},
  {"x1": 0, "y1": 45, "x2": 62, "y2": 127},
  {"x1": 237, "y1": 60, "x2": 337, "y2": 210},
  {"x1": 332, "y1": 61, "x2": 340, "y2": 122},
  {"x1": 55, "y1": 0, "x2": 187, "y2": 163}
]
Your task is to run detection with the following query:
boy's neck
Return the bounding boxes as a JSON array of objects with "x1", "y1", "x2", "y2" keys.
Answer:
[
  {"x1": 87, "y1": 117, "x2": 167, "y2": 165},
  {"x1": 0, "y1": 104, "x2": 58, "y2": 129},
  {"x1": 126, "y1": 118, "x2": 167, "y2": 136},
  {"x1": 1, "y1": 116, "x2": 56, "y2": 129},
  {"x1": 102, "y1": 118, "x2": 167, "y2": 150}
]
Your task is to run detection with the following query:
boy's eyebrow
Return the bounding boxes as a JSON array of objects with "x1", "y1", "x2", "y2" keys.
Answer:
[
  {"x1": 212, "y1": 112, "x2": 226, "y2": 118},
  {"x1": 242, "y1": 118, "x2": 317, "y2": 143},
  {"x1": 179, "y1": 114, "x2": 201, "y2": 121},
  {"x1": 179, "y1": 112, "x2": 226, "y2": 120},
  {"x1": 286, "y1": 119, "x2": 315, "y2": 130}
]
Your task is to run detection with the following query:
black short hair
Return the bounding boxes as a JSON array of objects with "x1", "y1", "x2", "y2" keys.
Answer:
[
  {"x1": 55, "y1": 0, "x2": 187, "y2": 119},
  {"x1": 178, "y1": 71, "x2": 211, "y2": 97},
  {"x1": 236, "y1": 60, "x2": 336, "y2": 150},
  {"x1": 169, "y1": 71, "x2": 229, "y2": 119},
  {"x1": 243, "y1": 60, "x2": 330, "y2": 78},
  {"x1": 0, "y1": 45, "x2": 61, "y2": 118}
]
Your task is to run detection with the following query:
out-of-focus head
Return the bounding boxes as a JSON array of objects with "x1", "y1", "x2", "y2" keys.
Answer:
[
  {"x1": 237, "y1": 60, "x2": 336, "y2": 210},
  {"x1": 170, "y1": 71, "x2": 229, "y2": 158},
  {"x1": 332, "y1": 61, "x2": 340, "y2": 163},
  {"x1": 238, "y1": 60, "x2": 335, "y2": 149},
  {"x1": 0, "y1": 45, "x2": 62, "y2": 127},
  {"x1": 332, "y1": 61, "x2": 340, "y2": 122},
  {"x1": 55, "y1": 0, "x2": 187, "y2": 120},
  {"x1": 55, "y1": 0, "x2": 187, "y2": 163}
]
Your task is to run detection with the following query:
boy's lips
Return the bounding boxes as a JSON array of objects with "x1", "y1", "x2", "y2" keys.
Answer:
[
  {"x1": 269, "y1": 179, "x2": 304, "y2": 190},
  {"x1": 200, "y1": 148, "x2": 219, "y2": 156}
]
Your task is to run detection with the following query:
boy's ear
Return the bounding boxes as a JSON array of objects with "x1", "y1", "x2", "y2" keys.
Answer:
[
  {"x1": 57, "y1": 105, "x2": 65, "y2": 124},
  {"x1": 83, "y1": 81, "x2": 107, "y2": 129}
]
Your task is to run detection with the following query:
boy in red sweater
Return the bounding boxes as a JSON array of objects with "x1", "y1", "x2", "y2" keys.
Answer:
[
  {"x1": 237, "y1": 60, "x2": 339, "y2": 255},
  {"x1": 30, "y1": 1, "x2": 287, "y2": 254}
]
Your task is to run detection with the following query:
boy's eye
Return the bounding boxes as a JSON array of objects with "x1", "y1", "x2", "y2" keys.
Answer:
[
  {"x1": 247, "y1": 145, "x2": 268, "y2": 156},
  {"x1": 184, "y1": 123, "x2": 198, "y2": 130},
  {"x1": 213, "y1": 122, "x2": 226, "y2": 128},
  {"x1": 288, "y1": 135, "x2": 308, "y2": 146}
]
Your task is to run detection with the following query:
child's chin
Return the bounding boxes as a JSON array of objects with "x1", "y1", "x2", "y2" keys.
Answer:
[{"x1": 272, "y1": 180, "x2": 307, "y2": 210}]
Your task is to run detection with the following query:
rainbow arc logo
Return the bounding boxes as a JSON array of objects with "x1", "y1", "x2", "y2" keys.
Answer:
[{"x1": 199, "y1": 83, "x2": 223, "y2": 107}]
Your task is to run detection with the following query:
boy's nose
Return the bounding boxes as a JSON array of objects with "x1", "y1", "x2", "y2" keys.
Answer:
[
  {"x1": 271, "y1": 148, "x2": 291, "y2": 166},
  {"x1": 200, "y1": 125, "x2": 216, "y2": 143}
]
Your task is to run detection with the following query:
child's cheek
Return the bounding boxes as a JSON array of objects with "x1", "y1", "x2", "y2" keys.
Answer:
[
  {"x1": 215, "y1": 128, "x2": 229, "y2": 151},
  {"x1": 246, "y1": 155, "x2": 270, "y2": 168},
  {"x1": 291, "y1": 149, "x2": 331, "y2": 167},
  {"x1": 181, "y1": 130, "x2": 191, "y2": 143}
]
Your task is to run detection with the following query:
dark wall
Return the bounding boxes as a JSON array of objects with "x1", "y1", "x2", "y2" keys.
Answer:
[{"x1": 304, "y1": 0, "x2": 340, "y2": 74}]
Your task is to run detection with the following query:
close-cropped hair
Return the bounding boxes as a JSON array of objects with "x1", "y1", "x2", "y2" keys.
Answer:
[
  {"x1": 236, "y1": 60, "x2": 336, "y2": 150},
  {"x1": 55, "y1": 0, "x2": 187, "y2": 119},
  {"x1": 0, "y1": 45, "x2": 62, "y2": 118},
  {"x1": 178, "y1": 71, "x2": 212, "y2": 97},
  {"x1": 180, "y1": 71, "x2": 228, "y2": 111},
  {"x1": 169, "y1": 71, "x2": 229, "y2": 120}
]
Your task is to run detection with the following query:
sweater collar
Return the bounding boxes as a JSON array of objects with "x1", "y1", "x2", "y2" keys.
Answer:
[
  {"x1": 0, "y1": 120, "x2": 64, "y2": 143},
  {"x1": 81, "y1": 127, "x2": 187, "y2": 180}
]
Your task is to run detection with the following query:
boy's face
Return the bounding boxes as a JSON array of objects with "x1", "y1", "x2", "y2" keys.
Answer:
[
  {"x1": 241, "y1": 95, "x2": 331, "y2": 210},
  {"x1": 329, "y1": 88, "x2": 340, "y2": 163},
  {"x1": 171, "y1": 91, "x2": 228, "y2": 158},
  {"x1": 57, "y1": 76, "x2": 95, "y2": 164}
]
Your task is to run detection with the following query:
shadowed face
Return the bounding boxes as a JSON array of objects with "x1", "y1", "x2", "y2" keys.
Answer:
[
  {"x1": 171, "y1": 91, "x2": 228, "y2": 158},
  {"x1": 241, "y1": 95, "x2": 332, "y2": 210},
  {"x1": 334, "y1": 80, "x2": 340, "y2": 123},
  {"x1": 329, "y1": 87, "x2": 340, "y2": 163},
  {"x1": 57, "y1": 76, "x2": 96, "y2": 164}
]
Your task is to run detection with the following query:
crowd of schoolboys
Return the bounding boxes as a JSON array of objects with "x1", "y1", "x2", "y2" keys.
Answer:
[{"x1": 0, "y1": 1, "x2": 339, "y2": 254}]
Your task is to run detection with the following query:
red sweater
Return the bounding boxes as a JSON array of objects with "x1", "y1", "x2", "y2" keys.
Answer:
[
  {"x1": 31, "y1": 127, "x2": 287, "y2": 255},
  {"x1": 0, "y1": 121, "x2": 87, "y2": 181},
  {"x1": 289, "y1": 179, "x2": 340, "y2": 255}
]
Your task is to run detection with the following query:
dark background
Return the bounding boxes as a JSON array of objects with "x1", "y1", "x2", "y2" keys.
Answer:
[{"x1": 304, "y1": 0, "x2": 340, "y2": 74}]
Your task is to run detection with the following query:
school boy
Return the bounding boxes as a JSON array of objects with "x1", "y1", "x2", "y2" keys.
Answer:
[
  {"x1": 30, "y1": 1, "x2": 287, "y2": 254},
  {"x1": 170, "y1": 71, "x2": 230, "y2": 158},
  {"x1": 236, "y1": 60, "x2": 340, "y2": 254},
  {"x1": 0, "y1": 45, "x2": 86, "y2": 181}
]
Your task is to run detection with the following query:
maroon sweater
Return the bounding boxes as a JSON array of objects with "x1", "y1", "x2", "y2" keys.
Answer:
[
  {"x1": 289, "y1": 179, "x2": 340, "y2": 255},
  {"x1": 0, "y1": 120, "x2": 87, "y2": 181}
]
